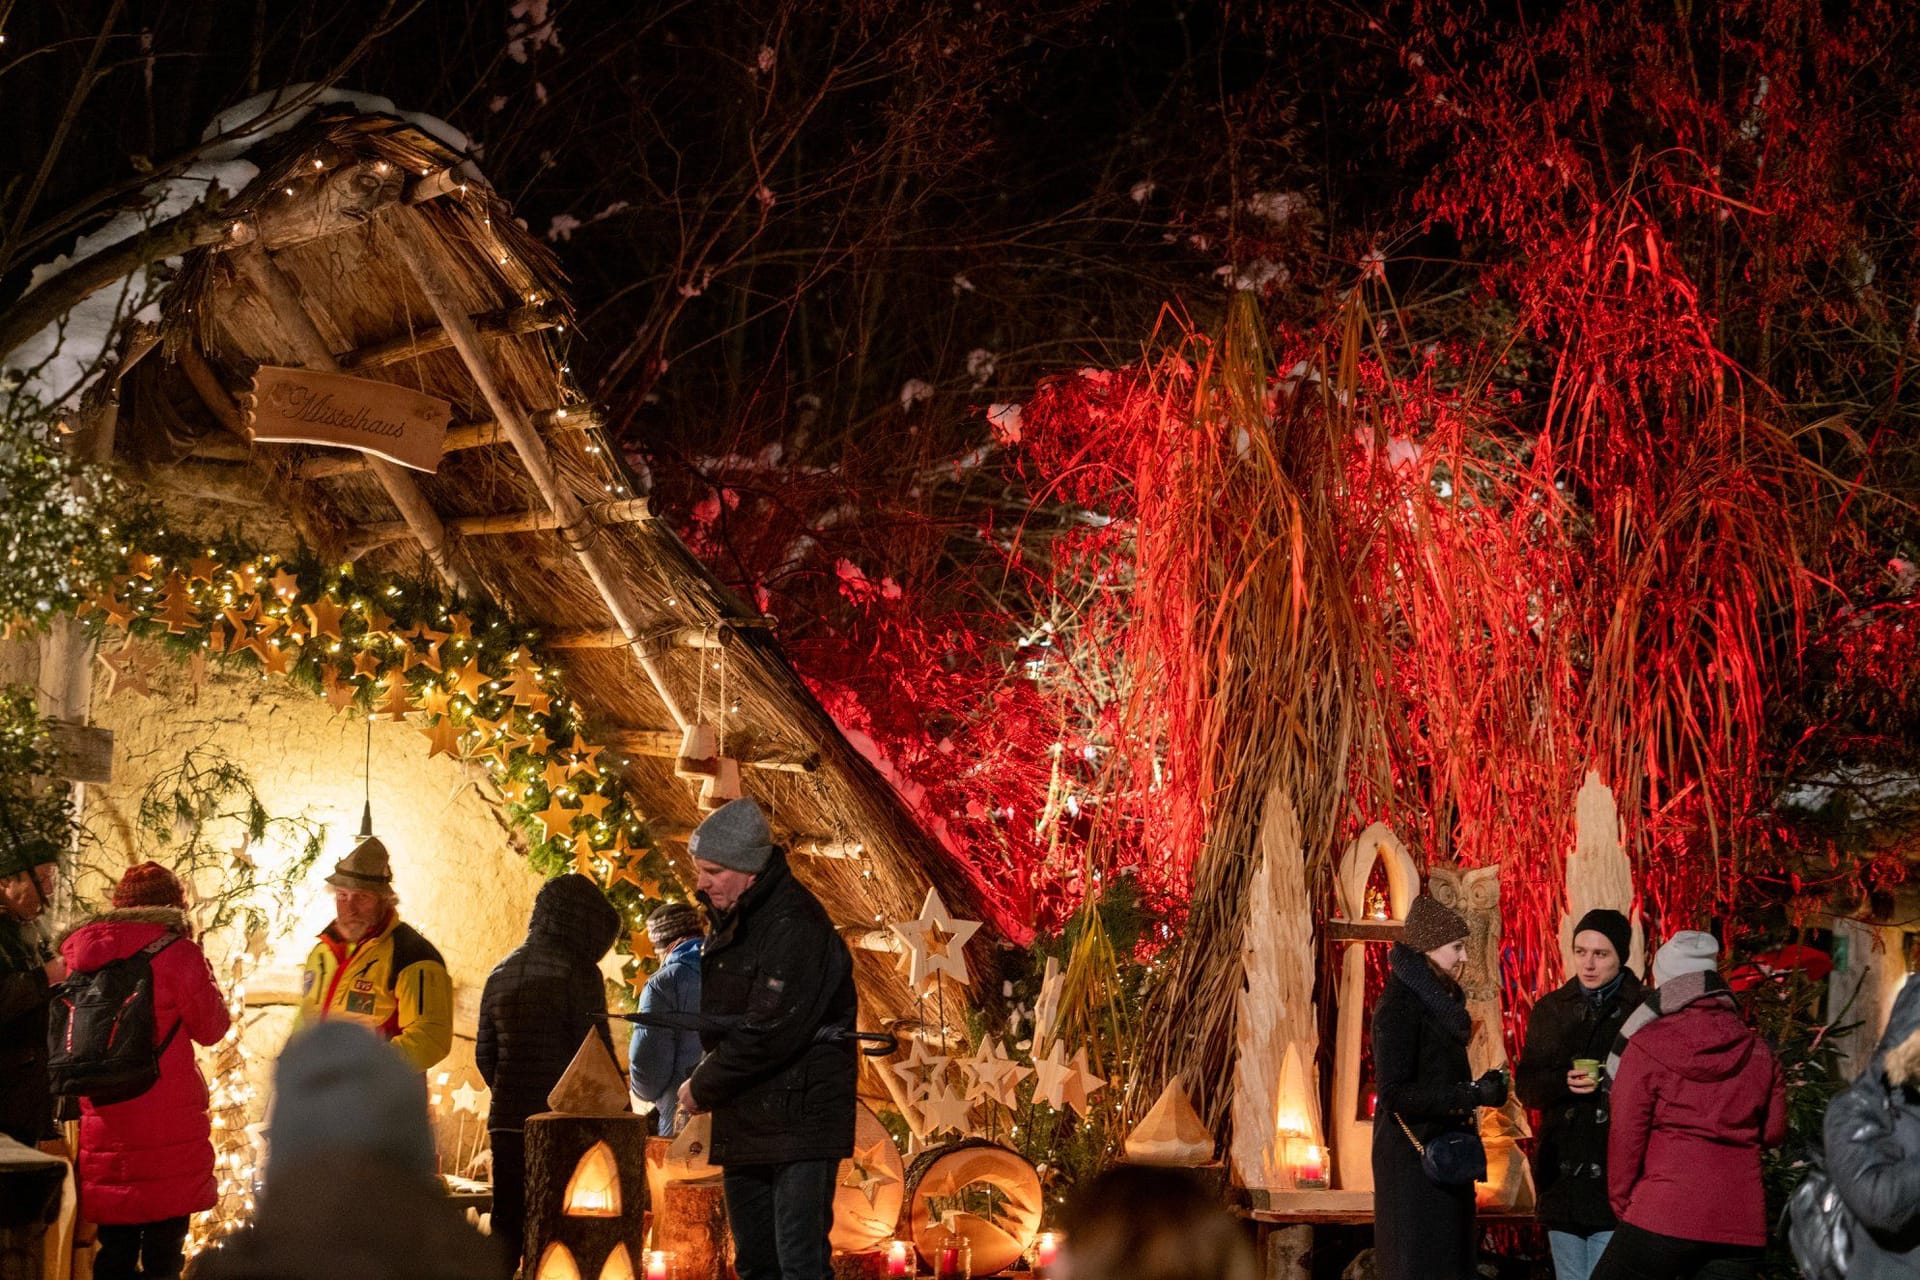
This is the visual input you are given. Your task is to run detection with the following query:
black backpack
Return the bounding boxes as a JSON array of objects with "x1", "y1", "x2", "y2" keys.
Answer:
[{"x1": 48, "y1": 935, "x2": 181, "y2": 1104}]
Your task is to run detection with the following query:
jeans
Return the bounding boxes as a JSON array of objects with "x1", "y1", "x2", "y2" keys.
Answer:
[
  {"x1": 1590, "y1": 1223, "x2": 1763, "y2": 1280},
  {"x1": 1550, "y1": 1229, "x2": 1615, "y2": 1280},
  {"x1": 489, "y1": 1129, "x2": 527, "y2": 1275},
  {"x1": 95, "y1": 1217, "x2": 190, "y2": 1280},
  {"x1": 722, "y1": 1159, "x2": 839, "y2": 1280}
]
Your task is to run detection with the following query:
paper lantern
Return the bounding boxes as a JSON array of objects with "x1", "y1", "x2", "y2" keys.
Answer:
[{"x1": 904, "y1": 1141, "x2": 1043, "y2": 1276}]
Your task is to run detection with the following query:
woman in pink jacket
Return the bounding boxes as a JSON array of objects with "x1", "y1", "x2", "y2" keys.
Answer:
[
  {"x1": 61, "y1": 862, "x2": 231, "y2": 1280},
  {"x1": 1593, "y1": 931, "x2": 1787, "y2": 1280}
]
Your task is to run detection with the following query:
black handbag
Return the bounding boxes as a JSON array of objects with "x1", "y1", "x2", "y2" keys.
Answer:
[{"x1": 1394, "y1": 1112, "x2": 1487, "y2": 1187}]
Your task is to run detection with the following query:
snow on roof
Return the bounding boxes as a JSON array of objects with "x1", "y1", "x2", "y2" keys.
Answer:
[
  {"x1": 5, "y1": 86, "x2": 476, "y2": 413},
  {"x1": 3, "y1": 159, "x2": 258, "y2": 411}
]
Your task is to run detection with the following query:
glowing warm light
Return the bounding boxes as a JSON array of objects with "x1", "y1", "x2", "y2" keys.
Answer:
[
  {"x1": 1033, "y1": 1230, "x2": 1061, "y2": 1274},
  {"x1": 643, "y1": 1250, "x2": 673, "y2": 1280},
  {"x1": 563, "y1": 1141, "x2": 622, "y2": 1217},
  {"x1": 886, "y1": 1239, "x2": 912, "y2": 1277},
  {"x1": 598, "y1": 1244, "x2": 636, "y2": 1280},
  {"x1": 535, "y1": 1243, "x2": 582, "y2": 1280},
  {"x1": 1296, "y1": 1144, "x2": 1328, "y2": 1189}
]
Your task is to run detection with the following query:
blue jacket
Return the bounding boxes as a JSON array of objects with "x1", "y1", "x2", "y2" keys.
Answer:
[{"x1": 629, "y1": 936, "x2": 704, "y2": 1135}]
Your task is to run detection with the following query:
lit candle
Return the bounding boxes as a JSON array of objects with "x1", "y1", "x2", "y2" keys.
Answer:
[
  {"x1": 1297, "y1": 1143, "x2": 1328, "y2": 1190},
  {"x1": 933, "y1": 1238, "x2": 970, "y2": 1280},
  {"x1": 644, "y1": 1250, "x2": 671, "y2": 1280},
  {"x1": 1034, "y1": 1230, "x2": 1061, "y2": 1278},
  {"x1": 886, "y1": 1239, "x2": 912, "y2": 1278}
]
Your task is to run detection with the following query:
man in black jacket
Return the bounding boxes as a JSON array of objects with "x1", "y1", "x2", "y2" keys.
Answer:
[
  {"x1": 476, "y1": 873, "x2": 622, "y2": 1274},
  {"x1": 675, "y1": 798, "x2": 857, "y2": 1280},
  {"x1": 0, "y1": 838, "x2": 63, "y2": 1147},
  {"x1": 1516, "y1": 908, "x2": 1643, "y2": 1280}
]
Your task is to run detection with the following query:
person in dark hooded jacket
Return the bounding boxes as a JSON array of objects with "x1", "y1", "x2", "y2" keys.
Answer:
[
  {"x1": 475, "y1": 873, "x2": 621, "y2": 1273},
  {"x1": 1518, "y1": 908, "x2": 1643, "y2": 1280},
  {"x1": 1821, "y1": 975, "x2": 1920, "y2": 1277}
]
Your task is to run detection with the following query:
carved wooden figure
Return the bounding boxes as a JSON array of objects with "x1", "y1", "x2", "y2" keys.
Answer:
[{"x1": 1427, "y1": 864, "x2": 1535, "y2": 1212}]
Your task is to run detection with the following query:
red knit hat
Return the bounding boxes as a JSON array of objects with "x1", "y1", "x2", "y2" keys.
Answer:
[{"x1": 113, "y1": 861, "x2": 186, "y2": 909}]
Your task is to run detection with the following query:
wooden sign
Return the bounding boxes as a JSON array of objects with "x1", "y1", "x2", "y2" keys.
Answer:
[
  {"x1": 47, "y1": 720, "x2": 112, "y2": 784},
  {"x1": 246, "y1": 365, "x2": 451, "y2": 472}
]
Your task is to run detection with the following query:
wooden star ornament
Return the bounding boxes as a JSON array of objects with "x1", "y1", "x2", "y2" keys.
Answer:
[
  {"x1": 98, "y1": 638, "x2": 160, "y2": 699},
  {"x1": 888, "y1": 888, "x2": 981, "y2": 991}
]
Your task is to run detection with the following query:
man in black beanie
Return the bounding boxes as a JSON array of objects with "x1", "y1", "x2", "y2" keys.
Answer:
[
  {"x1": 1517, "y1": 908, "x2": 1642, "y2": 1280},
  {"x1": 675, "y1": 798, "x2": 857, "y2": 1280}
]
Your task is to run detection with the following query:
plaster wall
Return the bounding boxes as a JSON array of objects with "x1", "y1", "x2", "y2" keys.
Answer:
[{"x1": 75, "y1": 640, "x2": 551, "y2": 1171}]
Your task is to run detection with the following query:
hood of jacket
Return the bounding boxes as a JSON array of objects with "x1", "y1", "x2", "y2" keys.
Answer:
[
  {"x1": 526, "y1": 873, "x2": 620, "y2": 963},
  {"x1": 61, "y1": 907, "x2": 189, "y2": 970},
  {"x1": 1628, "y1": 996, "x2": 1755, "y2": 1082},
  {"x1": 1876, "y1": 975, "x2": 1920, "y2": 1088}
]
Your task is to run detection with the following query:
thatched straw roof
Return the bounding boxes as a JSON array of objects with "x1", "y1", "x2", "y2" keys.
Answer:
[{"x1": 72, "y1": 105, "x2": 996, "y2": 1043}]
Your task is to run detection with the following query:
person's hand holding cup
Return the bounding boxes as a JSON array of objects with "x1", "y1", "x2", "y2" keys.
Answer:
[{"x1": 1568, "y1": 1058, "x2": 1602, "y2": 1095}]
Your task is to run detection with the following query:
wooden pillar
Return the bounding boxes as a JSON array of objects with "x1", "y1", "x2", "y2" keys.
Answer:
[{"x1": 386, "y1": 213, "x2": 690, "y2": 729}]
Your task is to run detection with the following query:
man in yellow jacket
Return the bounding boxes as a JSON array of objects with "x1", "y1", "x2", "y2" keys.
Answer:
[{"x1": 296, "y1": 836, "x2": 452, "y2": 1073}]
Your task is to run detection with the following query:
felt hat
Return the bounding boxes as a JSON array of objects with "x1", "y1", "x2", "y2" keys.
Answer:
[
  {"x1": 1400, "y1": 894, "x2": 1470, "y2": 954},
  {"x1": 646, "y1": 901, "x2": 705, "y2": 948},
  {"x1": 1652, "y1": 930, "x2": 1720, "y2": 985},
  {"x1": 1573, "y1": 908, "x2": 1632, "y2": 961},
  {"x1": 113, "y1": 861, "x2": 187, "y2": 909},
  {"x1": 687, "y1": 798, "x2": 774, "y2": 875},
  {"x1": 325, "y1": 836, "x2": 394, "y2": 893}
]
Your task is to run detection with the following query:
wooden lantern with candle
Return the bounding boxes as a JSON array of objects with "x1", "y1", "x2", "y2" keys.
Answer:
[{"x1": 525, "y1": 1032, "x2": 649, "y2": 1280}]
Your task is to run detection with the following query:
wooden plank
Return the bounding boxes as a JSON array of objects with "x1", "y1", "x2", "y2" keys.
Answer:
[
  {"x1": 337, "y1": 301, "x2": 562, "y2": 372},
  {"x1": 601, "y1": 727, "x2": 820, "y2": 775},
  {"x1": 1324, "y1": 920, "x2": 1402, "y2": 943},
  {"x1": 389, "y1": 211, "x2": 689, "y2": 728},
  {"x1": 46, "y1": 720, "x2": 112, "y2": 784},
  {"x1": 246, "y1": 364, "x2": 453, "y2": 472},
  {"x1": 347, "y1": 496, "x2": 652, "y2": 556},
  {"x1": 291, "y1": 406, "x2": 603, "y2": 479},
  {"x1": 233, "y1": 245, "x2": 480, "y2": 600},
  {"x1": 175, "y1": 344, "x2": 250, "y2": 438}
]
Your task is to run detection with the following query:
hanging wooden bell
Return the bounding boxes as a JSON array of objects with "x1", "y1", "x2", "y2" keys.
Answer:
[
  {"x1": 697, "y1": 758, "x2": 741, "y2": 811},
  {"x1": 674, "y1": 723, "x2": 720, "y2": 779}
]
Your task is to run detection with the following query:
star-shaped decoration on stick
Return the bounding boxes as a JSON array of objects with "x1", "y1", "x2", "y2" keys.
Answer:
[
  {"x1": 450, "y1": 1080, "x2": 486, "y2": 1116},
  {"x1": 888, "y1": 888, "x2": 980, "y2": 991},
  {"x1": 890, "y1": 1040, "x2": 947, "y2": 1102},
  {"x1": 1032, "y1": 1039, "x2": 1075, "y2": 1113},
  {"x1": 918, "y1": 1084, "x2": 973, "y2": 1137},
  {"x1": 961, "y1": 1038, "x2": 1031, "y2": 1109}
]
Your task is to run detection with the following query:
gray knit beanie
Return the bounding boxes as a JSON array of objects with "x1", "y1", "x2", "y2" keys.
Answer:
[
  {"x1": 1652, "y1": 930, "x2": 1720, "y2": 985},
  {"x1": 646, "y1": 901, "x2": 705, "y2": 948},
  {"x1": 687, "y1": 797, "x2": 775, "y2": 874},
  {"x1": 266, "y1": 1022, "x2": 435, "y2": 1181}
]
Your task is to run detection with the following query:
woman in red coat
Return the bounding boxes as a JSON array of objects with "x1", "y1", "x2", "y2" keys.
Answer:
[
  {"x1": 1592, "y1": 931, "x2": 1787, "y2": 1280},
  {"x1": 61, "y1": 862, "x2": 231, "y2": 1280}
]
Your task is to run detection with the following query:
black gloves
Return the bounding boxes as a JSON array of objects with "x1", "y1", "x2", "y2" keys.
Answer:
[{"x1": 1471, "y1": 1068, "x2": 1508, "y2": 1107}]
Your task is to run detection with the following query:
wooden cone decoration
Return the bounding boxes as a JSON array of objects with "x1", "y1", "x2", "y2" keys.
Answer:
[
  {"x1": 674, "y1": 723, "x2": 720, "y2": 778},
  {"x1": 545, "y1": 1031, "x2": 631, "y2": 1116},
  {"x1": 1124, "y1": 1078, "x2": 1211, "y2": 1166},
  {"x1": 698, "y1": 757, "x2": 742, "y2": 811}
]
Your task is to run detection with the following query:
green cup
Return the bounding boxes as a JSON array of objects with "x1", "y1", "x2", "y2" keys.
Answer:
[{"x1": 1571, "y1": 1058, "x2": 1602, "y2": 1081}]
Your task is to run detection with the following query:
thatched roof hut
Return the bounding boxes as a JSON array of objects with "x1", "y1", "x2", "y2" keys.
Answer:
[{"x1": 45, "y1": 102, "x2": 996, "y2": 1045}]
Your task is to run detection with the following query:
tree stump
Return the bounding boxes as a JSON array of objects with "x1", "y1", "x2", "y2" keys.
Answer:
[
  {"x1": 646, "y1": 1137, "x2": 731, "y2": 1280},
  {"x1": 525, "y1": 1112, "x2": 649, "y2": 1280}
]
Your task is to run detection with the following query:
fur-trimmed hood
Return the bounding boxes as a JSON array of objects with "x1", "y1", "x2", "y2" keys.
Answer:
[
  {"x1": 61, "y1": 907, "x2": 192, "y2": 973},
  {"x1": 1879, "y1": 978, "x2": 1920, "y2": 1089},
  {"x1": 58, "y1": 906, "x2": 190, "y2": 946}
]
